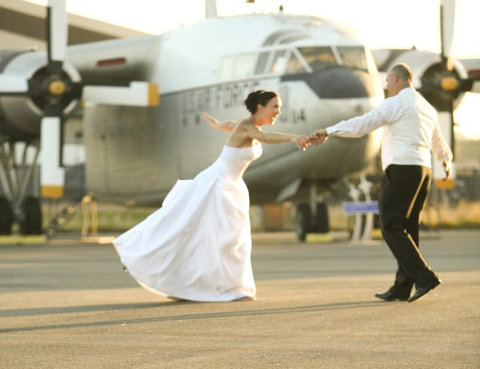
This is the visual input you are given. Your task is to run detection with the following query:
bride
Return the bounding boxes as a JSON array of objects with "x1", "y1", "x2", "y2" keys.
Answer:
[{"x1": 113, "y1": 90, "x2": 311, "y2": 302}]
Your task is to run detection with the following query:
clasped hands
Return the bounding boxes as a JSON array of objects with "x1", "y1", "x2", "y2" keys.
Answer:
[
  {"x1": 309, "y1": 129, "x2": 328, "y2": 145},
  {"x1": 296, "y1": 129, "x2": 328, "y2": 151}
]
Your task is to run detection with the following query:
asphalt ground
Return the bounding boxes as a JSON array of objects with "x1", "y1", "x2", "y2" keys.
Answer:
[{"x1": 1, "y1": 230, "x2": 479, "y2": 369}]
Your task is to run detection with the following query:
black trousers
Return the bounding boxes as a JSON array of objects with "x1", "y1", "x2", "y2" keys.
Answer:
[{"x1": 379, "y1": 164, "x2": 438, "y2": 296}]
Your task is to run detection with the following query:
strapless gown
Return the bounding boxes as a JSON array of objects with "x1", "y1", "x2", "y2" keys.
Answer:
[{"x1": 113, "y1": 141, "x2": 262, "y2": 302}]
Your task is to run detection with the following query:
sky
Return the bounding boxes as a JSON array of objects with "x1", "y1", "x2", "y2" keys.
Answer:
[
  {"x1": 24, "y1": 0, "x2": 480, "y2": 57},
  {"x1": 23, "y1": 0, "x2": 480, "y2": 140}
]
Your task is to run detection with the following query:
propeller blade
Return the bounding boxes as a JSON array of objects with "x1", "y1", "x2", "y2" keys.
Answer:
[
  {"x1": 47, "y1": 0, "x2": 67, "y2": 69},
  {"x1": 440, "y1": 0, "x2": 456, "y2": 70},
  {"x1": 0, "y1": 74, "x2": 28, "y2": 93},
  {"x1": 40, "y1": 116, "x2": 65, "y2": 198},
  {"x1": 83, "y1": 82, "x2": 159, "y2": 106},
  {"x1": 205, "y1": 0, "x2": 218, "y2": 18}
]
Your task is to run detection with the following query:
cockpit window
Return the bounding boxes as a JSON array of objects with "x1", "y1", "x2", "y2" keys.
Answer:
[
  {"x1": 285, "y1": 51, "x2": 309, "y2": 75},
  {"x1": 337, "y1": 46, "x2": 368, "y2": 71},
  {"x1": 269, "y1": 50, "x2": 288, "y2": 74},
  {"x1": 297, "y1": 47, "x2": 336, "y2": 71},
  {"x1": 222, "y1": 45, "x2": 369, "y2": 81}
]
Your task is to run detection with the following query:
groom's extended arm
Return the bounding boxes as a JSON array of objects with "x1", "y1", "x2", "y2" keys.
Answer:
[{"x1": 309, "y1": 98, "x2": 396, "y2": 145}]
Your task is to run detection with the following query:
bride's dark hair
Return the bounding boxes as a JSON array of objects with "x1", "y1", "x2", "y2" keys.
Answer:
[{"x1": 244, "y1": 90, "x2": 278, "y2": 114}]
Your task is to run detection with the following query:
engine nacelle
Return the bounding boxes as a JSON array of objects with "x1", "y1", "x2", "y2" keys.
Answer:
[
  {"x1": 0, "y1": 50, "x2": 81, "y2": 140},
  {"x1": 372, "y1": 48, "x2": 470, "y2": 111}
]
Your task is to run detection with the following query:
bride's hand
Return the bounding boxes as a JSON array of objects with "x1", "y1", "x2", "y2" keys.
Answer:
[
  {"x1": 293, "y1": 135, "x2": 311, "y2": 151},
  {"x1": 202, "y1": 112, "x2": 220, "y2": 128}
]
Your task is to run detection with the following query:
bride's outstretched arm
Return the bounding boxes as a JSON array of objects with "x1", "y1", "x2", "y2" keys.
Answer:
[
  {"x1": 246, "y1": 124, "x2": 311, "y2": 150},
  {"x1": 202, "y1": 112, "x2": 237, "y2": 131}
]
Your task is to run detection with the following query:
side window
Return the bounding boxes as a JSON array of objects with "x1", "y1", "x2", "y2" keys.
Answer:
[
  {"x1": 337, "y1": 46, "x2": 368, "y2": 71},
  {"x1": 269, "y1": 50, "x2": 288, "y2": 74},
  {"x1": 254, "y1": 52, "x2": 270, "y2": 75}
]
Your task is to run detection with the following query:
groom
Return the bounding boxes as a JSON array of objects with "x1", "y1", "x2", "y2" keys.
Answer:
[{"x1": 310, "y1": 63, "x2": 452, "y2": 303}]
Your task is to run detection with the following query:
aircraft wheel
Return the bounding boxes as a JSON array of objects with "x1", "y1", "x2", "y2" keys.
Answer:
[
  {"x1": 296, "y1": 203, "x2": 311, "y2": 241},
  {"x1": 315, "y1": 202, "x2": 330, "y2": 233},
  {"x1": 374, "y1": 214, "x2": 381, "y2": 229},
  {"x1": 0, "y1": 197, "x2": 14, "y2": 235},
  {"x1": 21, "y1": 196, "x2": 43, "y2": 235}
]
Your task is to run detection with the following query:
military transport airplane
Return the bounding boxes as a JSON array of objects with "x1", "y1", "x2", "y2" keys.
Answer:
[
  {"x1": 0, "y1": 0, "x2": 477, "y2": 240},
  {"x1": 0, "y1": 0, "x2": 387, "y2": 239}
]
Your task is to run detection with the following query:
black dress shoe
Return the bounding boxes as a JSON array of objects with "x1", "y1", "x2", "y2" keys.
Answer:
[
  {"x1": 374, "y1": 290, "x2": 409, "y2": 302},
  {"x1": 407, "y1": 279, "x2": 441, "y2": 303}
]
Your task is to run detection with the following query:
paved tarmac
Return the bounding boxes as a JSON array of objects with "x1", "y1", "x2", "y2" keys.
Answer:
[{"x1": 1, "y1": 230, "x2": 479, "y2": 369}]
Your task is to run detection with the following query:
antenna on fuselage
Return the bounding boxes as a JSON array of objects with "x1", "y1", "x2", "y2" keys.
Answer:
[{"x1": 245, "y1": 0, "x2": 284, "y2": 14}]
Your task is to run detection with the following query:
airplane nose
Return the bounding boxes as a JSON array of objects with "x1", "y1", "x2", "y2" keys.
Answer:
[{"x1": 282, "y1": 67, "x2": 378, "y2": 99}]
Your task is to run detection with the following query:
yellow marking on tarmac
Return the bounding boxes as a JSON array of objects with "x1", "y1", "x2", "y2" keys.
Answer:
[
  {"x1": 0, "y1": 235, "x2": 47, "y2": 245},
  {"x1": 306, "y1": 233, "x2": 333, "y2": 243},
  {"x1": 371, "y1": 228, "x2": 383, "y2": 239}
]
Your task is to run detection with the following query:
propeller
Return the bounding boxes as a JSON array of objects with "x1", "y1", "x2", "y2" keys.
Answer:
[
  {"x1": 0, "y1": 0, "x2": 158, "y2": 199},
  {"x1": 439, "y1": 0, "x2": 457, "y2": 158},
  {"x1": 440, "y1": 0, "x2": 455, "y2": 72},
  {"x1": 418, "y1": 0, "x2": 477, "y2": 159},
  {"x1": 0, "y1": 0, "x2": 80, "y2": 198},
  {"x1": 41, "y1": 0, "x2": 69, "y2": 198}
]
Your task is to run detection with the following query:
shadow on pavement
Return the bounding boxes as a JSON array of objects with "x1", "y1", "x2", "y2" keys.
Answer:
[{"x1": 0, "y1": 300, "x2": 385, "y2": 334}]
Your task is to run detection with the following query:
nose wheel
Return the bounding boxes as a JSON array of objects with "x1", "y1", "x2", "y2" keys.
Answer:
[
  {"x1": 295, "y1": 202, "x2": 330, "y2": 241},
  {"x1": 295, "y1": 203, "x2": 311, "y2": 241}
]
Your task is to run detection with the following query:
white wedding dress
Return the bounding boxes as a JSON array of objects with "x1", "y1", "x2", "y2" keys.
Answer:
[{"x1": 113, "y1": 140, "x2": 262, "y2": 302}]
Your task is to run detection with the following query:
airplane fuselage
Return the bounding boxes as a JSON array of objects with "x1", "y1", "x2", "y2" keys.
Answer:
[{"x1": 69, "y1": 14, "x2": 385, "y2": 205}]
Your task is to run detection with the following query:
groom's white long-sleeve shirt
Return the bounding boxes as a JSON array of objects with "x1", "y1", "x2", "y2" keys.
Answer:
[{"x1": 325, "y1": 87, "x2": 453, "y2": 171}]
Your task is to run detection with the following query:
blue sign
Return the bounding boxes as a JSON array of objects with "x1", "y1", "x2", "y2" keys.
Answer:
[{"x1": 343, "y1": 201, "x2": 379, "y2": 214}]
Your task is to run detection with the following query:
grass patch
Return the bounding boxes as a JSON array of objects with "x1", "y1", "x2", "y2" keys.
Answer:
[{"x1": 43, "y1": 200, "x2": 480, "y2": 235}]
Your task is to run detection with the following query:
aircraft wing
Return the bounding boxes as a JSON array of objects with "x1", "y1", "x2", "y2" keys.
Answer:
[{"x1": 459, "y1": 57, "x2": 480, "y2": 93}]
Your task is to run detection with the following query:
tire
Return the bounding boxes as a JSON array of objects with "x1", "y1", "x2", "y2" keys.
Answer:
[
  {"x1": 0, "y1": 197, "x2": 14, "y2": 235},
  {"x1": 315, "y1": 202, "x2": 330, "y2": 233},
  {"x1": 296, "y1": 203, "x2": 311, "y2": 241},
  {"x1": 21, "y1": 196, "x2": 42, "y2": 235}
]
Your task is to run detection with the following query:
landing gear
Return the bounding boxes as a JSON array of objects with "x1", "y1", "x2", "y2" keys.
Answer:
[
  {"x1": 315, "y1": 202, "x2": 329, "y2": 233},
  {"x1": 0, "y1": 196, "x2": 43, "y2": 235},
  {"x1": 20, "y1": 196, "x2": 42, "y2": 235},
  {"x1": 295, "y1": 201, "x2": 330, "y2": 241},
  {"x1": 295, "y1": 181, "x2": 331, "y2": 241},
  {"x1": 296, "y1": 203, "x2": 311, "y2": 241},
  {"x1": 0, "y1": 139, "x2": 44, "y2": 235}
]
